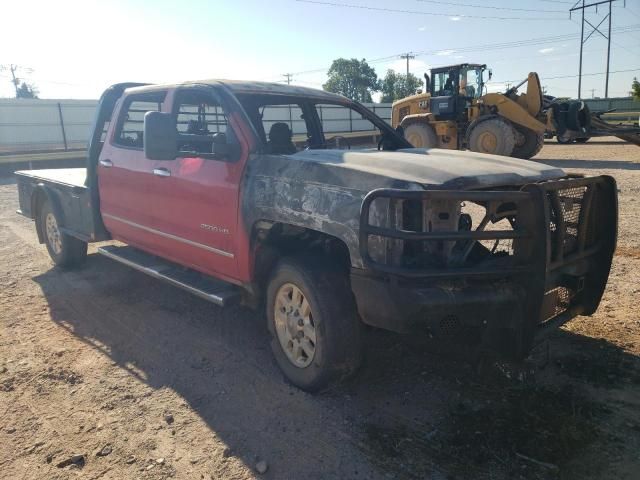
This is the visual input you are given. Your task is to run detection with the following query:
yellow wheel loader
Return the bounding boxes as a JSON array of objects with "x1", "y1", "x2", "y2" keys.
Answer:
[{"x1": 391, "y1": 63, "x2": 592, "y2": 159}]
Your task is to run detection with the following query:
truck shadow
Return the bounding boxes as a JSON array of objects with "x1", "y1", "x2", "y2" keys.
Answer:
[{"x1": 32, "y1": 253, "x2": 640, "y2": 479}]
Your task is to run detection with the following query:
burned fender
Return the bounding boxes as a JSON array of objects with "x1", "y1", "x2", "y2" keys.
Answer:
[{"x1": 241, "y1": 153, "x2": 421, "y2": 268}]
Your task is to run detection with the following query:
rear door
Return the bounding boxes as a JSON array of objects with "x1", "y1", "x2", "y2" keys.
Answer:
[
  {"x1": 143, "y1": 86, "x2": 247, "y2": 282},
  {"x1": 98, "y1": 90, "x2": 168, "y2": 249}
]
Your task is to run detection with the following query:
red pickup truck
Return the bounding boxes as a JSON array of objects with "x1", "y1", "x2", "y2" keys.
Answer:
[{"x1": 16, "y1": 80, "x2": 617, "y2": 391}]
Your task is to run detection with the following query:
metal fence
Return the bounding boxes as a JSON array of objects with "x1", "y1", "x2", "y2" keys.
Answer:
[
  {"x1": 3, "y1": 95, "x2": 633, "y2": 155},
  {"x1": 0, "y1": 98, "x2": 391, "y2": 153},
  {"x1": 584, "y1": 96, "x2": 638, "y2": 113},
  {"x1": 0, "y1": 99, "x2": 98, "y2": 154},
  {"x1": 0, "y1": 99, "x2": 393, "y2": 155}
]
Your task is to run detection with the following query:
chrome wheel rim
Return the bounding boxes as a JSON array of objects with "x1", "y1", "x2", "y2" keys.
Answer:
[
  {"x1": 274, "y1": 283, "x2": 316, "y2": 368},
  {"x1": 45, "y1": 212, "x2": 62, "y2": 255}
]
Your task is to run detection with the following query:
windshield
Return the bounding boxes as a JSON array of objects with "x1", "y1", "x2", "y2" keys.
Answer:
[
  {"x1": 236, "y1": 94, "x2": 408, "y2": 154},
  {"x1": 459, "y1": 66, "x2": 484, "y2": 99}
]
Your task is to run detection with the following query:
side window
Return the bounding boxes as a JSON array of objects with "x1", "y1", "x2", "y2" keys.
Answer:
[
  {"x1": 316, "y1": 103, "x2": 381, "y2": 149},
  {"x1": 114, "y1": 92, "x2": 166, "y2": 149},
  {"x1": 175, "y1": 91, "x2": 231, "y2": 155}
]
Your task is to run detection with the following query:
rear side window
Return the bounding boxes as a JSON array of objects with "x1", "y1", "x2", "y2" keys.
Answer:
[{"x1": 114, "y1": 91, "x2": 166, "y2": 149}]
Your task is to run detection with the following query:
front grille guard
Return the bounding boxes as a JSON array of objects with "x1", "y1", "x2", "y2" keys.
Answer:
[
  {"x1": 359, "y1": 176, "x2": 617, "y2": 349},
  {"x1": 359, "y1": 188, "x2": 540, "y2": 279}
]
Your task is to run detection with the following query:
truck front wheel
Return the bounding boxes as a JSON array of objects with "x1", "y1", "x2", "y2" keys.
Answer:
[
  {"x1": 266, "y1": 257, "x2": 363, "y2": 392},
  {"x1": 38, "y1": 200, "x2": 87, "y2": 269}
]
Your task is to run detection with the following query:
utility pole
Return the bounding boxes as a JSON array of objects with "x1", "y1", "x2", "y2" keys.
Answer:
[
  {"x1": 0, "y1": 64, "x2": 20, "y2": 96},
  {"x1": 400, "y1": 53, "x2": 415, "y2": 97},
  {"x1": 590, "y1": 88, "x2": 596, "y2": 98},
  {"x1": 570, "y1": 0, "x2": 624, "y2": 99},
  {"x1": 282, "y1": 73, "x2": 293, "y2": 85},
  {"x1": 9, "y1": 64, "x2": 19, "y2": 97},
  {"x1": 399, "y1": 53, "x2": 415, "y2": 78}
]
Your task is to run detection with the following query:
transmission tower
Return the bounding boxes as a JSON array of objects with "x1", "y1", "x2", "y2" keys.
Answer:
[{"x1": 570, "y1": 0, "x2": 626, "y2": 99}]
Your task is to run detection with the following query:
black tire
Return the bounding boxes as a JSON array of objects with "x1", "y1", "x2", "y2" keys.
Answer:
[
  {"x1": 403, "y1": 122, "x2": 438, "y2": 148},
  {"x1": 512, "y1": 127, "x2": 544, "y2": 159},
  {"x1": 38, "y1": 200, "x2": 87, "y2": 269},
  {"x1": 266, "y1": 256, "x2": 363, "y2": 392},
  {"x1": 575, "y1": 137, "x2": 590, "y2": 144},
  {"x1": 468, "y1": 118, "x2": 516, "y2": 156}
]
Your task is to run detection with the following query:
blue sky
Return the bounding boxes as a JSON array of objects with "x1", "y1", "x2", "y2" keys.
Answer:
[{"x1": 1, "y1": 0, "x2": 638, "y2": 100}]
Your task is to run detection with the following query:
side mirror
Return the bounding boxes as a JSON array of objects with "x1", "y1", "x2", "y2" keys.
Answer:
[
  {"x1": 210, "y1": 132, "x2": 240, "y2": 161},
  {"x1": 144, "y1": 111, "x2": 177, "y2": 160}
]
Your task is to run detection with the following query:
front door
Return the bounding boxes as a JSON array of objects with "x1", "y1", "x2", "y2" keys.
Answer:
[{"x1": 144, "y1": 87, "x2": 248, "y2": 283}]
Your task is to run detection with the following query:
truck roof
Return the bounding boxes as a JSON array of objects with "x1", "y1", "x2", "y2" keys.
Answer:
[{"x1": 122, "y1": 80, "x2": 347, "y2": 102}]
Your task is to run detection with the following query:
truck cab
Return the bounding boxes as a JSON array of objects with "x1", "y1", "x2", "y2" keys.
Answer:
[{"x1": 15, "y1": 80, "x2": 617, "y2": 392}]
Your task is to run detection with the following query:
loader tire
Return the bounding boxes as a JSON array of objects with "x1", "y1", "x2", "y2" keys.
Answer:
[
  {"x1": 468, "y1": 118, "x2": 516, "y2": 156},
  {"x1": 512, "y1": 127, "x2": 544, "y2": 159},
  {"x1": 404, "y1": 123, "x2": 438, "y2": 148}
]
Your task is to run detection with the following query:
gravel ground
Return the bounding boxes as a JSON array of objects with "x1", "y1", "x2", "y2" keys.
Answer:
[{"x1": 1, "y1": 137, "x2": 639, "y2": 480}]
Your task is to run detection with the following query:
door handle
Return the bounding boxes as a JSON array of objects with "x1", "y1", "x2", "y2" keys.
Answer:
[
  {"x1": 153, "y1": 168, "x2": 171, "y2": 177},
  {"x1": 99, "y1": 159, "x2": 113, "y2": 168}
]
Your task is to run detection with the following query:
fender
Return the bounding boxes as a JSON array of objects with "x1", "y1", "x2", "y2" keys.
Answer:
[
  {"x1": 31, "y1": 184, "x2": 65, "y2": 244},
  {"x1": 399, "y1": 112, "x2": 434, "y2": 128}
]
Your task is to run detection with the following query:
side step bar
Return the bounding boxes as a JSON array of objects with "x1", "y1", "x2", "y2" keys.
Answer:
[{"x1": 97, "y1": 245, "x2": 241, "y2": 307}]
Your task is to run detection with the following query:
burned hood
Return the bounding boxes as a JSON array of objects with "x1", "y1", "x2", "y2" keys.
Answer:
[{"x1": 270, "y1": 148, "x2": 565, "y2": 191}]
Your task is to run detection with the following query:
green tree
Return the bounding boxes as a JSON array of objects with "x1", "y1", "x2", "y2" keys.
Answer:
[
  {"x1": 16, "y1": 81, "x2": 38, "y2": 99},
  {"x1": 323, "y1": 58, "x2": 379, "y2": 102},
  {"x1": 380, "y1": 69, "x2": 422, "y2": 102},
  {"x1": 632, "y1": 77, "x2": 640, "y2": 101}
]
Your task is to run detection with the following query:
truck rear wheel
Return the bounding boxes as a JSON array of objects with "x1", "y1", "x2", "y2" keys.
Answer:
[
  {"x1": 512, "y1": 127, "x2": 544, "y2": 159},
  {"x1": 468, "y1": 118, "x2": 516, "y2": 156},
  {"x1": 403, "y1": 123, "x2": 438, "y2": 148},
  {"x1": 39, "y1": 201, "x2": 87, "y2": 269},
  {"x1": 266, "y1": 256, "x2": 363, "y2": 392}
]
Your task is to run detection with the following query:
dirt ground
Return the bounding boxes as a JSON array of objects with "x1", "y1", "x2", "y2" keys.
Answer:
[{"x1": 1, "y1": 137, "x2": 639, "y2": 480}]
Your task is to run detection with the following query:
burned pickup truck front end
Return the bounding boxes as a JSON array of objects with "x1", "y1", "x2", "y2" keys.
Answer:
[{"x1": 351, "y1": 175, "x2": 617, "y2": 360}]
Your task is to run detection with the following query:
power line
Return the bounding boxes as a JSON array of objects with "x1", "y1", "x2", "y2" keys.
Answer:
[
  {"x1": 294, "y1": 0, "x2": 569, "y2": 21},
  {"x1": 414, "y1": 0, "x2": 566, "y2": 13},
  {"x1": 278, "y1": 24, "x2": 639, "y2": 78},
  {"x1": 496, "y1": 66, "x2": 640, "y2": 83}
]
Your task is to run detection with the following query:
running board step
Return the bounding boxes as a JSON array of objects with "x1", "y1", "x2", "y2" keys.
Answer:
[{"x1": 97, "y1": 245, "x2": 240, "y2": 307}]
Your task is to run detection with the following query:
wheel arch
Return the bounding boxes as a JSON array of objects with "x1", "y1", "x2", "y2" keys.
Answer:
[
  {"x1": 249, "y1": 220, "x2": 354, "y2": 300},
  {"x1": 399, "y1": 112, "x2": 434, "y2": 129}
]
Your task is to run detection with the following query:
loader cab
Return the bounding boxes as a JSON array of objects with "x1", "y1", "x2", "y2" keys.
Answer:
[{"x1": 429, "y1": 63, "x2": 486, "y2": 120}]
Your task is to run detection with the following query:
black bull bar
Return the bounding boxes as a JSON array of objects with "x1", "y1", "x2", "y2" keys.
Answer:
[{"x1": 358, "y1": 176, "x2": 617, "y2": 357}]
